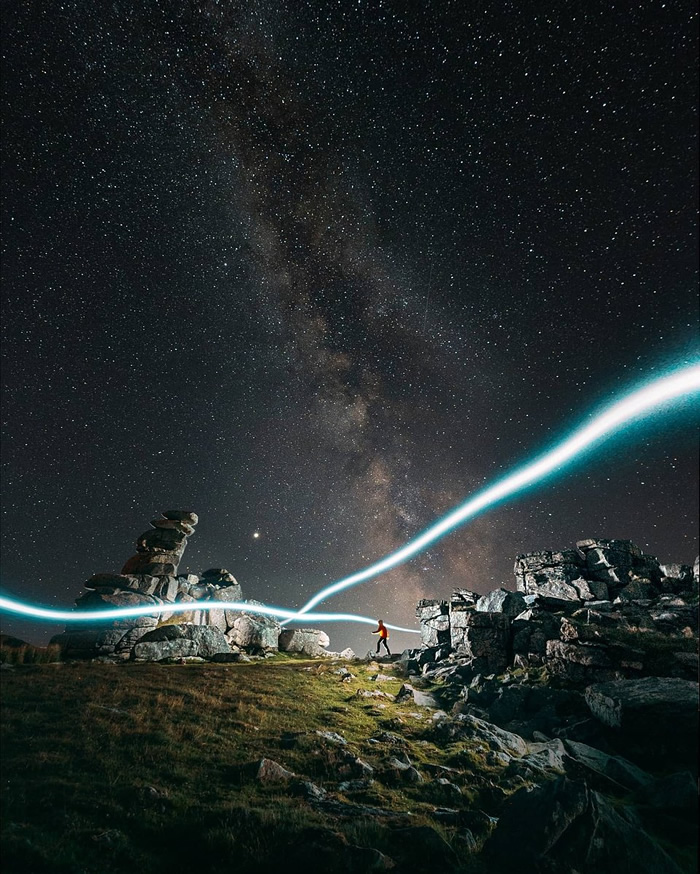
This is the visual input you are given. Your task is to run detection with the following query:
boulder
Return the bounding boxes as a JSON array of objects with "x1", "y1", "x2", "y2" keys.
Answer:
[
  {"x1": 136, "y1": 527, "x2": 188, "y2": 553},
  {"x1": 506, "y1": 738, "x2": 567, "y2": 781},
  {"x1": 546, "y1": 639, "x2": 616, "y2": 683},
  {"x1": 150, "y1": 518, "x2": 194, "y2": 535},
  {"x1": 131, "y1": 624, "x2": 230, "y2": 660},
  {"x1": 585, "y1": 677, "x2": 698, "y2": 736},
  {"x1": 437, "y1": 714, "x2": 529, "y2": 757},
  {"x1": 563, "y1": 740, "x2": 653, "y2": 791},
  {"x1": 254, "y1": 757, "x2": 296, "y2": 784},
  {"x1": 475, "y1": 588, "x2": 527, "y2": 616},
  {"x1": 514, "y1": 549, "x2": 583, "y2": 595},
  {"x1": 416, "y1": 599, "x2": 450, "y2": 648},
  {"x1": 450, "y1": 610, "x2": 510, "y2": 672},
  {"x1": 162, "y1": 510, "x2": 199, "y2": 526},
  {"x1": 396, "y1": 683, "x2": 441, "y2": 709},
  {"x1": 226, "y1": 605, "x2": 280, "y2": 650},
  {"x1": 279, "y1": 628, "x2": 330, "y2": 657},
  {"x1": 121, "y1": 555, "x2": 179, "y2": 576}
]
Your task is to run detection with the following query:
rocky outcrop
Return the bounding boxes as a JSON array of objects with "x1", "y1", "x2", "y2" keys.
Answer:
[
  {"x1": 50, "y1": 512, "x2": 281, "y2": 660},
  {"x1": 415, "y1": 539, "x2": 698, "y2": 689}
]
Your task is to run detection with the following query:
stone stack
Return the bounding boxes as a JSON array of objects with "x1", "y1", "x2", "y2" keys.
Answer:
[{"x1": 121, "y1": 510, "x2": 198, "y2": 576}]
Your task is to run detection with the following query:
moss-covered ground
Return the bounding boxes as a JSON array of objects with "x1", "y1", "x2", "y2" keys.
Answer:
[{"x1": 1, "y1": 655, "x2": 494, "y2": 873}]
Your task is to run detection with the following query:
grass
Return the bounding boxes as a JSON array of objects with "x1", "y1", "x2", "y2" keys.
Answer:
[
  {"x1": 1, "y1": 657, "x2": 495, "y2": 874},
  {"x1": 2, "y1": 651, "x2": 696, "y2": 873}
]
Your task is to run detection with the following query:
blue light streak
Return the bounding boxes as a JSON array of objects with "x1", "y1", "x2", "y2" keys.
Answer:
[
  {"x1": 281, "y1": 362, "x2": 700, "y2": 624},
  {"x1": 0, "y1": 594, "x2": 420, "y2": 634},
  {"x1": 1, "y1": 362, "x2": 698, "y2": 636}
]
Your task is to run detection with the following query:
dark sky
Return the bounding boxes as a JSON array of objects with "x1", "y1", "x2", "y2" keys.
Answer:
[{"x1": 1, "y1": 0, "x2": 698, "y2": 656}]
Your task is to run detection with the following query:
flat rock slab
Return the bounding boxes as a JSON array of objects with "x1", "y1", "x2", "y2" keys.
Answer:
[{"x1": 585, "y1": 677, "x2": 698, "y2": 735}]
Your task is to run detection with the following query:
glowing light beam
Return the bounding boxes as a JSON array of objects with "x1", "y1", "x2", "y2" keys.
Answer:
[
  {"x1": 0, "y1": 594, "x2": 420, "y2": 634},
  {"x1": 281, "y1": 362, "x2": 700, "y2": 624}
]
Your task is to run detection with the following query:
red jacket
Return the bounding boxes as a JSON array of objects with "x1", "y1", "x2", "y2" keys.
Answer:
[{"x1": 373, "y1": 624, "x2": 389, "y2": 639}]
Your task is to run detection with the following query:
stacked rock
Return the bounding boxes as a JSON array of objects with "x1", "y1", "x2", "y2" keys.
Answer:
[
  {"x1": 121, "y1": 510, "x2": 198, "y2": 576},
  {"x1": 50, "y1": 510, "x2": 200, "y2": 659}
]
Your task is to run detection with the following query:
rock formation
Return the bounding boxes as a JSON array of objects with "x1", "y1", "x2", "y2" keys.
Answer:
[
  {"x1": 121, "y1": 510, "x2": 198, "y2": 577},
  {"x1": 416, "y1": 538, "x2": 698, "y2": 685},
  {"x1": 50, "y1": 512, "x2": 286, "y2": 660}
]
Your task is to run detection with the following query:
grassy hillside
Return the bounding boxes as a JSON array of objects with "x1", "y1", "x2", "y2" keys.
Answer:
[{"x1": 1, "y1": 656, "x2": 496, "y2": 874}]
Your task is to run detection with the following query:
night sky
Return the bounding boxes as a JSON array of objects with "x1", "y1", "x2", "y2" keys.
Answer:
[{"x1": 1, "y1": 1, "x2": 698, "y2": 656}]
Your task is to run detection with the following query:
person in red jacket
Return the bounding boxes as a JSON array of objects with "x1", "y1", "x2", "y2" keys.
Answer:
[{"x1": 372, "y1": 619, "x2": 391, "y2": 656}]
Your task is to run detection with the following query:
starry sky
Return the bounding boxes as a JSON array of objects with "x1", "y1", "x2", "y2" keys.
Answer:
[{"x1": 1, "y1": 1, "x2": 698, "y2": 655}]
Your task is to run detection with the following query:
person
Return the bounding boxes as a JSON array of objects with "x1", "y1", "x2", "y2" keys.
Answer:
[{"x1": 371, "y1": 619, "x2": 391, "y2": 656}]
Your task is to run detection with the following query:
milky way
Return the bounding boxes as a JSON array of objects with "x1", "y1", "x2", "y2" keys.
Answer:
[{"x1": 1, "y1": 1, "x2": 697, "y2": 655}]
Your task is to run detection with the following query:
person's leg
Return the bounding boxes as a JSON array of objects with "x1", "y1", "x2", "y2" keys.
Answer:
[{"x1": 376, "y1": 638, "x2": 381, "y2": 654}]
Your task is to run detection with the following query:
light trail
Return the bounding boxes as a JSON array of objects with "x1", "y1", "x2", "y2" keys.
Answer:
[
  {"x1": 0, "y1": 594, "x2": 420, "y2": 634},
  {"x1": 1, "y1": 362, "x2": 698, "y2": 637},
  {"x1": 280, "y1": 362, "x2": 700, "y2": 624}
]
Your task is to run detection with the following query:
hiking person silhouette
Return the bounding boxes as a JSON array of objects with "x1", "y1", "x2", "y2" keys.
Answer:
[{"x1": 371, "y1": 619, "x2": 391, "y2": 656}]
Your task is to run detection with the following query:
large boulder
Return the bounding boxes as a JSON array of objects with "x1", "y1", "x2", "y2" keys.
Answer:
[
  {"x1": 476, "y1": 588, "x2": 527, "y2": 617},
  {"x1": 131, "y1": 623, "x2": 230, "y2": 660},
  {"x1": 226, "y1": 604, "x2": 280, "y2": 651},
  {"x1": 514, "y1": 549, "x2": 583, "y2": 595},
  {"x1": 545, "y1": 639, "x2": 616, "y2": 683},
  {"x1": 563, "y1": 740, "x2": 653, "y2": 791},
  {"x1": 278, "y1": 628, "x2": 330, "y2": 657},
  {"x1": 436, "y1": 713, "x2": 529, "y2": 757}
]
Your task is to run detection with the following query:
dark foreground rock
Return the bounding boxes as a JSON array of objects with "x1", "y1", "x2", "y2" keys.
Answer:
[{"x1": 485, "y1": 776, "x2": 684, "y2": 874}]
